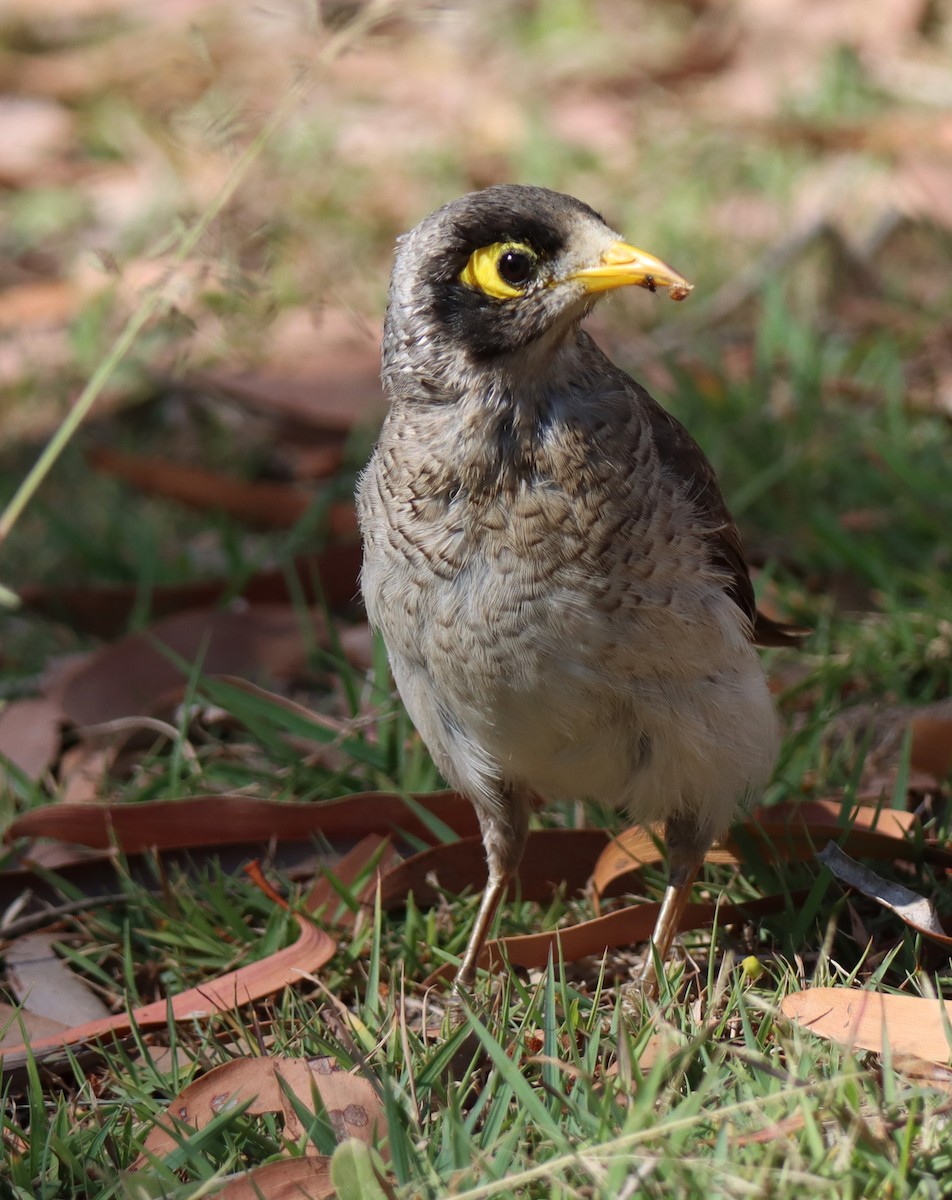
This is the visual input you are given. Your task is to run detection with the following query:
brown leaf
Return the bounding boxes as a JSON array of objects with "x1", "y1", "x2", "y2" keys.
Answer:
[
  {"x1": 0, "y1": 697, "x2": 63, "y2": 786},
  {"x1": 891, "y1": 1054, "x2": 952, "y2": 1096},
  {"x1": 603, "y1": 1021, "x2": 688, "y2": 1083},
  {"x1": 7, "y1": 790, "x2": 479, "y2": 852},
  {"x1": 0, "y1": 279, "x2": 79, "y2": 329},
  {"x1": 0, "y1": 915, "x2": 335, "y2": 1072},
  {"x1": 86, "y1": 446, "x2": 355, "y2": 532},
  {"x1": 191, "y1": 309, "x2": 383, "y2": 433},
  {"x1": 426, "y1": 890, "x2": 795, "y2": 985},
  {"x1": 134, "y1": 1054, "x2": 383, "y2": 1167},
  {"x1": 215, "y1": 1156, "x2": 335, "y2": 1200},
  {"x1": 0, "y1": 97, "x2": 74, "y2": 187},
  {"x1": 901, "y1": 157, "x2": 952, "y2": 233},
  {"x1": 782, "y1": 987, "x2": 952, "y2": 1065},
  {"x1": 46, "y1": 604, "x2": 330, "y2": 726},
  {"x1": 17, "y1": 544, "x2": 362, "y2": 638},
  {"x1": 590, "y1": 800, "x2": 942, "y2": 902},
  {"x1": 304, "y1": 834, "x2": 402, "y2": 927},
  {"x1": 730, "y1": 1113, "x2": 808, "y2": 1147},
  {"x1": 278, "y1": 442, "x2": 345, "y2": 484},
  {"x1": 911, "y1": 715, "x2": 952, "y2": 782},
  {"x1": 378, "y1": 829, "x2": 613, "y2": 911},
  {"x1": 191, "y1": 366, "x2": 378, "y2": 436}
]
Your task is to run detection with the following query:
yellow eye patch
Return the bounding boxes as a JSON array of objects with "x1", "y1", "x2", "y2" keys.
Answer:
[{"x1": 460, "y1": 242, "x2": 537, "y2": 299}]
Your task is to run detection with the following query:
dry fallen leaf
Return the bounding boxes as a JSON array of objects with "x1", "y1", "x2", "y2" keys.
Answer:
[
  {"x1": 7, "y1": 790, "x2": 478, "y2": 853},
  {"x1": 17, "y1": 543, "x2": 363, "y2": 639},
  {"x1": 910, "y1": 714, "x2": 952, "y2": 782},
  {"x1": 56, "y1": 742, "x2": 117, "y2": 805},
  {"x1": 86, "y1": 445, "x2": 350, "y2": 532},
  {"x1": 603, "y1": 1020, "x2": 689, "y2": 1083},
  {"x1": 0, "y1": 697, "x2": 63, "y2": 787},
  {"x1": 590, "y1": 799, "x2": 936, "y2": 902},
  {"x1": 4, "y1": 932, "x2": 111, "y2": 1027},
  {"x1": 891, "y1": 1053, "x2": 952, "y2": 1097},
  {"x1": 215, "y1": 1156, "x2": 335, "y2": 1200},
  {"x1": 192, "y1": 355, "x2": 383, "y2": 435},
  {"x1": 0, "y1": 915, "x2": 335, "y2": 1074},
  {"x1": 304, "y1": 834, "x2": 402, "y2": 929},
  {"x1": 46, "y1": 604, "x2": 331, "y2": 726},
  {"x1": 782, "y1": 987, "x2": 952, "y2": 1066},
  {"x1": 425, "y1": 889, "x2": 794, "y2": 985},
  {"x1": 0, "y1": 1001, "x2": 71, "y2": 1054},
  {"x1": 377, "y1": 828, "x2": 612, "y2": 913},
  {"x1": 818, "y1": 842, "x2": 952, "y2": 948},
  {"x1": 0, "y1": 97, "x2": 74, "y2": 186},
  {"x1": 0, "y1": 280, "x2": 80, "y2": 330},
  {"x1": 134, "y1": 1054, "x2": 384, "y2": 1167}
]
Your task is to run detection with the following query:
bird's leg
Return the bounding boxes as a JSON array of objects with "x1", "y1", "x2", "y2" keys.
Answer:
[
  {"x1": 638, "y1": 813, "x2": 707, "y2": 997},
  {"x1": 455, "y1": 786, "x2": 530, "y2": 991}
]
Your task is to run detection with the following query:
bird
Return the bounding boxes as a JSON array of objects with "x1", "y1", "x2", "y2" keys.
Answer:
[{"x1": 357, "y1": 184, "x2": 794, "y2": 992}]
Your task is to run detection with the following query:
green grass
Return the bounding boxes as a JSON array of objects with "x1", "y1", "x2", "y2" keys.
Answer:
[
  {"x1": 6, "y1": 881, "x2": 952, "y2": 1198},
  {"x1": 3, "y1": 602, "x2": 952, "y2": 1196}
]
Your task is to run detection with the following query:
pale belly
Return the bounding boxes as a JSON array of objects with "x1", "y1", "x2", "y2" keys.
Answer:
[
  {"x1": 375, "y1": 552, "x2": 778, "y2": 840},
  {"x1": 359, "y1": 453, "x2": 779, "y2": 841}
]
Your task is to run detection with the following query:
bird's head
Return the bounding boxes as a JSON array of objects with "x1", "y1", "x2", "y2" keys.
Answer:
[{"x1": 382, "y1": 184, "x2": 692, "y2": 396}]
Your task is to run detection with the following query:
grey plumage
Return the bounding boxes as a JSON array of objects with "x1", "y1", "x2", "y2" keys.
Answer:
[{"x1": 357, "y1": 184, "x2": 785, "y2": 989}]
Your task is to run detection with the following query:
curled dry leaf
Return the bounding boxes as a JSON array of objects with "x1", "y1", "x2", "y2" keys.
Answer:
[
  {"x1": 46, "y1": 604, "x2": 331, "y2": 727},
  {"x1": 214, "y1": 1156, "x2": 335, "y2": 1200},
  {"x1": 818, "y1": 842, "x2": 952, "y2": 948},
  {"x1": 16, "y1": 543, "x2": 363, "y2": 639},
  {"x1": 425, "y1": 888, "x2": 795, "y2": 986},
  {"x1": 782, "y1": 987, "x2": 952, "y2": 1066},
  {"x1": 378, "y1": 828, "x2": 613, "y2": 912},
  {"x1": 590, "y1": 800, "x2": 943, "y2": 903},
  {"x1": 303, "y1": 834, "x2": 402, "y2": 928},
  {"x1": 6, "y1": 790, "x2": 477, "y2": 852},
  {"x1": 56, "y1": 742, "x2": 116, "y2": 805},
  {"x1": 134, "y1": 1054, "x2": 384, "y2": 1168},
  {"x1": 0, "y1": 915, "x2": 335, "y2": 1075},
  {"x1": 423, "y1": 796, "x2": 952, "y2": 984},
  {"x1": 86, "y1": 445, "x2": 356, "y2": 533}
]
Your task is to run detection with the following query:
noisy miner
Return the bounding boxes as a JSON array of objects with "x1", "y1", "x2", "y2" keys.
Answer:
[{"x1": 357, "y1": 184, "x2": 797, "y2": 992}]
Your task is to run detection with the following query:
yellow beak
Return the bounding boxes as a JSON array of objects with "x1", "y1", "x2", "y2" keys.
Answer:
[{"x1": 569, "y1": 240, "x2": 693, "y2": 300}]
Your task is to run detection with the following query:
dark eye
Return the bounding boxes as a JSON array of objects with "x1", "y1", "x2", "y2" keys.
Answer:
[{"x1": 497, "y1": 250, "x2": 533, "y2": 286}]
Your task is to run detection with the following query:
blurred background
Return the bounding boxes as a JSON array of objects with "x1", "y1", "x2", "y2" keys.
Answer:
[{"x1": 1, "y1": 0, "x2": 951, "y2": 742}]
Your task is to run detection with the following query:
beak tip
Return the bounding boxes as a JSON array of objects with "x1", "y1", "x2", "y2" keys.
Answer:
[{"x1": 574, "y1": 240, "x2": 695, "y2": 299}]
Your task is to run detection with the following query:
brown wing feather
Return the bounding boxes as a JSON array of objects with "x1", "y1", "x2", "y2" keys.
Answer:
[
  {"x1": 643, "y1": 398, "x2": 807, "y2": 648},
  {"x1": 644, "y1": 399, "x2": 756, "y2": 619}
]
